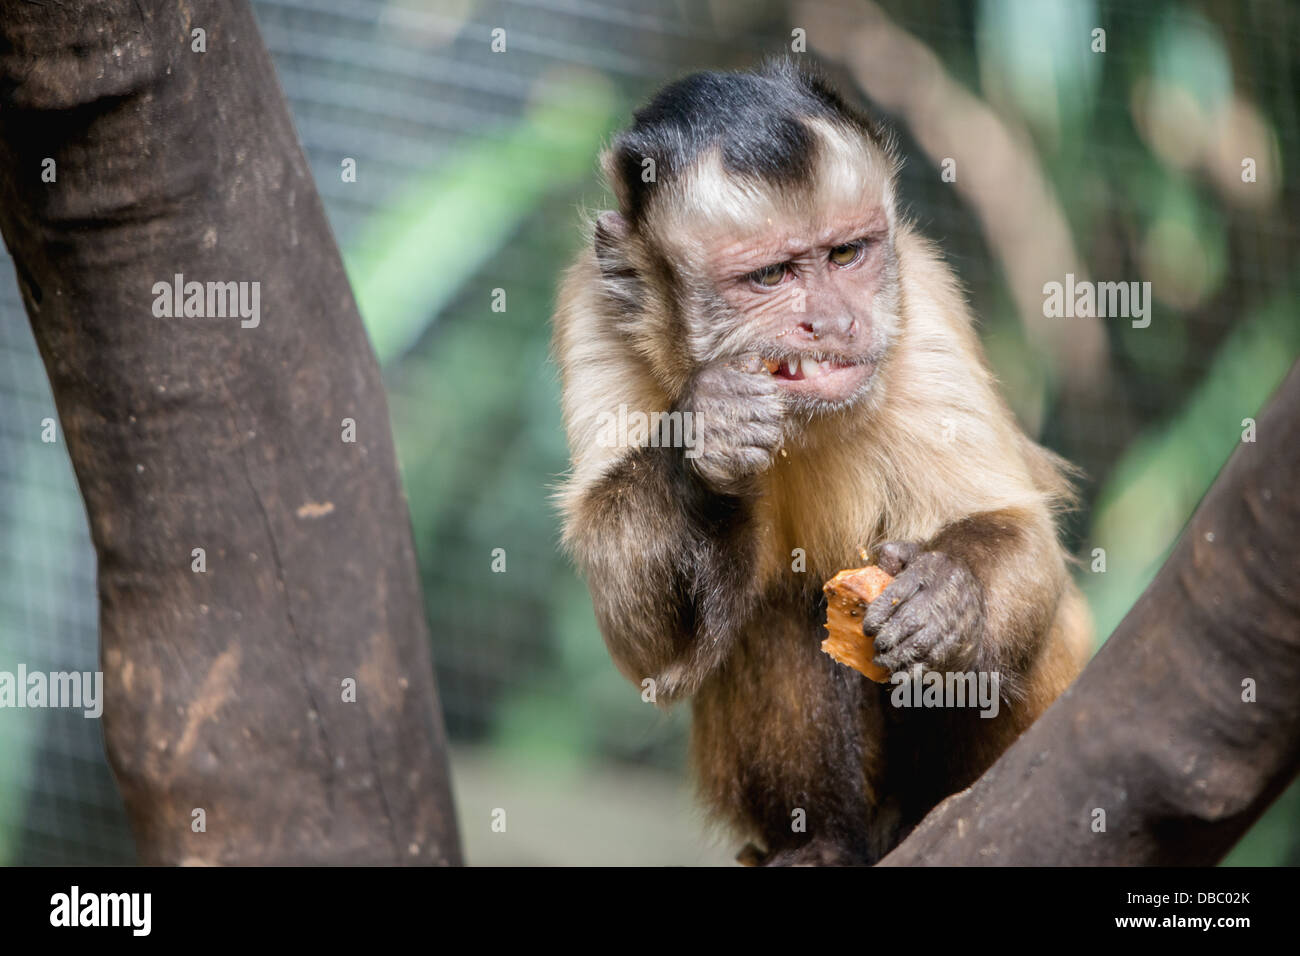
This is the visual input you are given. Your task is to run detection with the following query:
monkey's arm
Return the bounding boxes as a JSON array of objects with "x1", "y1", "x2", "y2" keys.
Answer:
[
  {"x1": 564, "y1": 443, "x2": 764, "y2": 700},
  {"x1": 555, "y1": 240, "x2": 785, "y2": 699},
  {"x1": 865, "y1": 506, "x2": 1067, "y2": 696}
]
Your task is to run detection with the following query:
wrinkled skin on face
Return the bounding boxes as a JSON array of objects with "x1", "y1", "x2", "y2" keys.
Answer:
[{"x1": 700, "y1": 206, "x2": 894, "y2": 409}]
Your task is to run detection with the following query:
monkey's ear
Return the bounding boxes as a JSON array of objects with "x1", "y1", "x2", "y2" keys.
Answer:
[
  {"x1": 599, "y1": 148, "x2": 634, "y2": 215},
  {"x1": 593, "y1": 210, "x2": 633, "y2": 277}
]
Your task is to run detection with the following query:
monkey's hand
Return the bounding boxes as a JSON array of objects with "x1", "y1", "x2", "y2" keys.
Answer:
[
  {"x1": 681, "y1": 356, "x2": 784, "y2": 495},
  {"x1": 862, "y1": 541, "x2": 986, "y2": 676}
]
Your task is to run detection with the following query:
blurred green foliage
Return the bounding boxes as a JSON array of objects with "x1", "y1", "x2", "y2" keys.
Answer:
[
  {"x1": 1085, "y1": 291, "x2": 1299, "y2": 640},
  {"x1": 348, "y1": 70, "x2": 620, "y2": 363},
  {"x1": 341, "y1": 0, "x2": 1298, "y2": 865},
  {"x1": 2, "y1": 0, "x2": 1294, "y2": 866}
]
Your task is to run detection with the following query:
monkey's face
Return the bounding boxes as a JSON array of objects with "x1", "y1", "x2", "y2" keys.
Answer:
[
  {"x1": 646, "y1": 121, "x2": 902, "y2": 416},
  {"x1": 698, "y1": 205, "x2": 896, "y2": 411}
]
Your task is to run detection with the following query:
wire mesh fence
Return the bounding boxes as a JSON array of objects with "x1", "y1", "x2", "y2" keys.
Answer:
[{"x1": 0, "y1": 0, "x2": 1296, "y2": 864}]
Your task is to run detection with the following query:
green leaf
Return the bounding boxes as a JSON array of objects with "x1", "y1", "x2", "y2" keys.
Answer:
[{"x1": 344, "y1": 70, "x2": 619, "y2": 364}]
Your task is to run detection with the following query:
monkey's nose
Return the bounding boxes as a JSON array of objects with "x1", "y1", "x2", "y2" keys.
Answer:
[{"x1": 801, "y1": 316, "x2": 858, "y2": 339}]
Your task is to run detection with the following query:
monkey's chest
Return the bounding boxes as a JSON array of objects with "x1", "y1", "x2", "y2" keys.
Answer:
[
  {"x1": 692, "y1": 605, "x2": 885, "y2": 773},
  {"x1": 688, "y1": 605, "x2": 892, "y2": 849}
]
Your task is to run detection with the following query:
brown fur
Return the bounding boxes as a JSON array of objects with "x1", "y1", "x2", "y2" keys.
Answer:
[{"x1": 552, "y1": 102, "x2": 1090, "y2": 864}]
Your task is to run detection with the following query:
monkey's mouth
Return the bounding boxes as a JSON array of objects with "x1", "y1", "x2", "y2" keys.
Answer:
[{"x1": 762, "y1": 354, "x2": 874, "y2": 402}]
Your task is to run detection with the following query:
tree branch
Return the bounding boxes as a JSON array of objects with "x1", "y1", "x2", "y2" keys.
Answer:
[
  {"x1": 883, "y1": 361, "x2": 1300, "y2": 865},
  {"x1": 0, "y1": 0, "x2": 461, "y2": 864}
]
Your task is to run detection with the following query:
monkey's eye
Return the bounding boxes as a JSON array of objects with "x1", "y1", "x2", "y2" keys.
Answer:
[
  {"x1": 829, "y1": 242, "x2": 862, "y2": 267},
  {"x1": 749, "y1": 263, "x2": 788, "y2": 288}
]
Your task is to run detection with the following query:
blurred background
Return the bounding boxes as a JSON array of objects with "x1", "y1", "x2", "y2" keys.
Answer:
[{"x1": 0, "y1": 0, "x2": 1297, "y2": 865}]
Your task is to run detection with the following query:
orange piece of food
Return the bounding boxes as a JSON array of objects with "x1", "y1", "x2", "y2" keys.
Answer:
[{"x1": 821, "y1": 565, "x2": 894, "y2": 682}]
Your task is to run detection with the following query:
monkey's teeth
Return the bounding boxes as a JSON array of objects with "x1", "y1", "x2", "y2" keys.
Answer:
[
  {"x1": 786, "y1": 355, "x2": 800, "y2": 377},
  {"x1": 802, "y1": 359, "x2": 823, "y2": 379}
]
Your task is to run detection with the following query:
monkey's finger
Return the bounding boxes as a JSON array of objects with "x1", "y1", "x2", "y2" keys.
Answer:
[
  {"x1": 735, "y1": 395, "x2": 784, "y2": 420},
  {"x1": 711, "y1": 423, "x2": 778, "y2": 456},
  {"x1": 732, "y1": 354, "x2": 769, "y2": 375},
  {"x1": 718, "y1": 373, "x2": 772, "y2": 395},
  {"x1": 876, "y1": 540, "x2": 922, "y2": 575},
  {"x1": 870, "y1": 592, "x2": 928, "y2": 650},
  {"x1": 862, "y1": 593, "x2": 901, "y2": 632},
  {"x1": 702, "y1": 445, "x2": 775, "y2": 478},
  {"x1": 896, "y1": 623, "x2": 952, "y2": 669},
  {"x1": 734, "y1": 444, "x2": 777, "y2": 462},
  {"x1": 700, "y1": 376, "x2": 779, "y2": 405},
  {"x1": 863, "y1": 568, "x2": 926, "y2": 632},
  {"x1": 738, "y1": 420, "x2": 784, "y2": 448},
  {"x1": 873, "y1": 615, "x2": 927, "y2": 672}
]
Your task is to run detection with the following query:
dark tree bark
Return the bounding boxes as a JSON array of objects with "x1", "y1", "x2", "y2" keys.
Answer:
[
  {"x1": 883, "y1": 361, "x2": 1300, "y2": 866},
  {"x1": 0, "y1": 1, "x2": 462, "y2": 864}
]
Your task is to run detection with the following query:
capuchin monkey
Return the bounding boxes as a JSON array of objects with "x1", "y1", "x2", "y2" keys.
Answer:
[{"x1": 553, "y1": 60, "x2": 1090, "y2": 865}]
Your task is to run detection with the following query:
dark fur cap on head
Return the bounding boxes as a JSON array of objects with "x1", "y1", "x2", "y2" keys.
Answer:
[{"x1": 604, "y1": 59, "x2": 887, "y2": 225}]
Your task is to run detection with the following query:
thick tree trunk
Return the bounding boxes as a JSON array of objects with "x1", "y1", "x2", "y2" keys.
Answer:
[
  {"x1": 883, "y1": 361, "x2": 1300, "y2": 865},
  {"x1": 0, "y1": 0, "x2": 461, "y2": 864}
]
